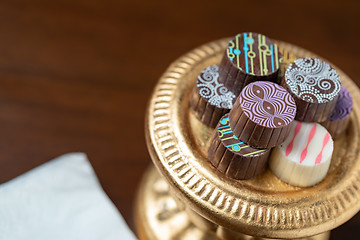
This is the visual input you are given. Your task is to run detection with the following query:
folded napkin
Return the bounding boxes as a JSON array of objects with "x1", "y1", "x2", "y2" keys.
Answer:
[{"x1": 0, "y1": 153, "x2": 137, "y2": 240}]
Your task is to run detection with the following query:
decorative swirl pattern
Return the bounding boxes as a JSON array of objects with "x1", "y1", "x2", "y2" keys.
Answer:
[
  {"x1": 226, "y1": 32, "x2": 281, "y2": 76},
  {"x1": 197, "y1": 65, "x2": 235, "y2": 109},
  {"x1": 285, "y1": 58, "x2": 341, "y2": 103},
  {"x1": 239, "y1": 81, "x2": 296, "y2": 128},
  {"x1": 328, "y1": 85, "x2": 353, "y2": 121}
]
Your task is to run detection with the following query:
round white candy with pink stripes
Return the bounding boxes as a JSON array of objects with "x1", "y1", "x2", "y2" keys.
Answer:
[{"x1": 269, "y1": 120, "x2": 333, "y2": 187}]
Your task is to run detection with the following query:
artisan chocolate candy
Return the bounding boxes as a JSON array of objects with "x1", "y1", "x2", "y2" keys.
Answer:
[
  {"x1": 282, "y1": 58, "x2": 341, "y2": 122},
  {"x1": 269, "y1": 121, "x2": 333, "y2": 187},
  {"x1": 208, "y1": 114, "x2": 270, "y2": 180},
  {"x1": 277, "y1": 48, "x2": 298, "y2": 83},
  {"x1": 322, "y1": 85, "x2": 353, "y2": 139},
  {"x1": 190, "y1": 65, "x2": 236, "y2": 128},
  {"x1": 229, "y1": 81, "x2": 296, "y2": 148},
  {"x1": 218, "y1": 32, "x2": 282, "y2": 96}
]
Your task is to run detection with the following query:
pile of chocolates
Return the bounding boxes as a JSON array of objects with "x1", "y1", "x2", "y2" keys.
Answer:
[{"x1": 189, "y1": 32, "x2": 353, "y2": 187}]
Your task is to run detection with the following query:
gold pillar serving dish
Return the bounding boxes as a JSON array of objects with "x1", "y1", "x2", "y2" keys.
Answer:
[{"x1": 136, "y1": 38, "x2": 360, "y2": 239}]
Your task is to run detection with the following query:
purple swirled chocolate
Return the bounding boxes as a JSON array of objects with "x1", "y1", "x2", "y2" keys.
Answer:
[
  {"x1": 322, "y1": 85, "x2": 353, "y2": 139},
  {"x1": 328, "y1": 86, "x2": 353, "y2": 121},
  {"x1": 229, "y1": 81, "x2": 296, "y2": 148},
  {"x1": 239, "y1": 81, "x2": 296, "y2": 128}
]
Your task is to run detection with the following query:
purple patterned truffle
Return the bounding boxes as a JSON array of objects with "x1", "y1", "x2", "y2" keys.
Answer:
[
  {"x1": 229, "y1": 81, "x2": 297, "y2": 148},
  {"x1": 328, "y1": 86, "x2": 353, "y2": 121},
  {"x1": 322, "y1": 85, "x2": 353, "y2": 139}
]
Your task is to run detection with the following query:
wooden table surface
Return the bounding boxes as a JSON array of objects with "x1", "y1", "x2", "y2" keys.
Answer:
[{"x1": 0, "y1": 0, "x2": 358, "y2": 239}]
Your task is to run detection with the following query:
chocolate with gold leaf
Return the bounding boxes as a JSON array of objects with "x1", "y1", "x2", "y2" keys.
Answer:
[{"x1": 277, "y1": 48, "x2": 298, "y2": 83}]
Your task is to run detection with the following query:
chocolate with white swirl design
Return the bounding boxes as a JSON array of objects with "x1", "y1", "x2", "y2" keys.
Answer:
[
  {"x1": 190, "y1": 65, "x2": 236, "y2": 128},
  {"x1": 322, "y1": 85, "x2": 353, "y2": 139},
  {"x1": 282, "y1": 58, "x2": 341, "y2": 122},
  {"x1": 229, "y1": 81, "x2": 296, "y2": 148}
]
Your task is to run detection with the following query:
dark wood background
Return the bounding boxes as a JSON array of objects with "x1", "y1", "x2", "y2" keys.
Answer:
[{"x1": 0, "y1": 0, "x2": 358, "y2": 239}]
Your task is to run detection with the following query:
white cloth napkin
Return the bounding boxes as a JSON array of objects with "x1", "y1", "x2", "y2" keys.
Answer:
[{"x1": 0, "y1": 153, "x2": 137, "y2": 240}]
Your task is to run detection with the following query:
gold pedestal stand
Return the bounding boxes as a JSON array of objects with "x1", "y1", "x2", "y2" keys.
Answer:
[{"x1": 136, "y1": 39, "x2": 360, "y2": 239}]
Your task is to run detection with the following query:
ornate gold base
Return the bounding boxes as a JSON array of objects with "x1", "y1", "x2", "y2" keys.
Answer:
[
  {"x1": 143, "y1": 38, "x2": 360, "y2": 239},
  {"x1": 135, "y1": 166, "x2": 331, "y2": 240}
]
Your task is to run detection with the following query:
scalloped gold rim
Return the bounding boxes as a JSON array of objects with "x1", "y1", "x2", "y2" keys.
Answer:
[{"x1": 145, "y1": 38, "x2": 360, "y2": 238}]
